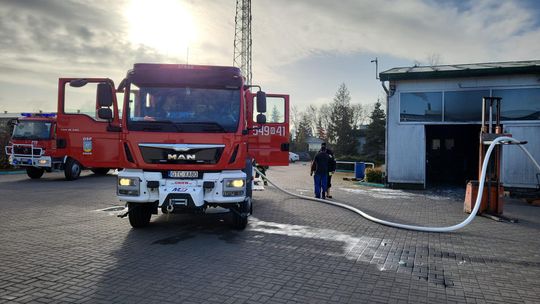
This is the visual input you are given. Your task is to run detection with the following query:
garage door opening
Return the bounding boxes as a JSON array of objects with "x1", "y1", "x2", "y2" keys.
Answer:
[{"x1": 425, "y1": 125, "x2": 480, "y2": 187}]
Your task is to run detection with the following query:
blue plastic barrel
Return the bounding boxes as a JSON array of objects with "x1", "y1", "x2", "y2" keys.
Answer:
[{"x1": 354, "y1": 162, "x2": 366, "y2": 179}]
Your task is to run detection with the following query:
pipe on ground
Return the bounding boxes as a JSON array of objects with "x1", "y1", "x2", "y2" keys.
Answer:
[{"x1": 254, "y1": 137, "x2": 540, "y2": 232}]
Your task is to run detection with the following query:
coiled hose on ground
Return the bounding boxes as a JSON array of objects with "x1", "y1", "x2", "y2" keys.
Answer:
[{"x1": 254, "y1": 136, "x2": 540, "y2": 232}]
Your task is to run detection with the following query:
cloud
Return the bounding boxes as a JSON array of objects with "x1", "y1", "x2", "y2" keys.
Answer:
[
  {"x1": 252, "y1": 0, "x2": 540, "y2": 67},
  {"x1": 0, "y1": 0, "x2": 539, "y2": 112}
]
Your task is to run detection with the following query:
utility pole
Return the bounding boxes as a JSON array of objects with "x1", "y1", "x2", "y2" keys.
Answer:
[
  {"x1": 371, "y1": 57, "x2": 379, "y2": 80},
  {"x1": 233, "y1": 0, "x2": 252, "y2": 85}
]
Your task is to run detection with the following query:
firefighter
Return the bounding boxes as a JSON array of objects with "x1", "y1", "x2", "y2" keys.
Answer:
[
  {"x1": 255, "y1": 162, "x2": 269, "y2": 186},
  {"x1": 321, "y1": 142, "x2": 336, "y2": 199},
  {"x1": 310, "y1": 145, "x2": 330, "y2": 199}
]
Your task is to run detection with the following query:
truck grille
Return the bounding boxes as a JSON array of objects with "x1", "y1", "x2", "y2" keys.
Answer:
[
  {"x1": 139, "y1": 146, "x2": 224, "y2": 165},
  {"x1": 13, "y1": 146, "x2": 41, "y2": 156}
]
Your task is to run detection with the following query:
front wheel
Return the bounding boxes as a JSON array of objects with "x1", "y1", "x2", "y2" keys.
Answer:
[
  {"x1": 231, "y1": 212, "x2": 248, "y2": 230},
  {"x1": 230, "y1": 199, "x2": 251, "y2": 230},
  {"x1": 243, "y1": 158, "x2": 253, "y2": 200},
  {"x1": 26, "y1": 167, "x2": 44, "y2": 179},
  {"x1": 128, "y1": 203, "x2": 152, "y2": 228},
  {"x1": 64, "y1": 158, "x2": 81, "y2": 181}
]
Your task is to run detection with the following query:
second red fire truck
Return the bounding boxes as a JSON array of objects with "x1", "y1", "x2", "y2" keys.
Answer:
[{"x1": 5, "y1": 78, "x2": 123, "y2": 180}]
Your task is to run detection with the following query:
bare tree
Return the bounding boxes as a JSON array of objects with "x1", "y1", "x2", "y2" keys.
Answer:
[
  {"x1": 351, "y1": 103, "x2": 369, "y2": 128},
  {"x1": 427, "y1": 53, "x2": 442, "y2": 66},
  {"x1": 306, "y1": 105, "x2": 318, "y2": 134},
  {"x1": 290, "y1": 105, "x2": 300, "y2": 134},
  {"x1": 319, "y1": 104, "x2": 332, "y2": 141}
]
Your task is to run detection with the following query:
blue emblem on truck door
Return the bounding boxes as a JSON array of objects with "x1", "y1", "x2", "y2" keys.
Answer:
[{"x1": 83, "y1": 137, "x2": 92, "y2": 155}]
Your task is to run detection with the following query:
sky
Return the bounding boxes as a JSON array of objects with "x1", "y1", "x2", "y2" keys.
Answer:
[{"x1": 1, "y1": 0, "x2": 540, "y2": 114}]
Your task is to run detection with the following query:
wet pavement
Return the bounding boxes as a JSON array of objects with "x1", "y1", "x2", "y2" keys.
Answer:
[{"x1": 0, "y1": 164, "x2": 539, "y2": 303}]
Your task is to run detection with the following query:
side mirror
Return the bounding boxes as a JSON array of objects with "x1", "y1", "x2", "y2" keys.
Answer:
[
  {"x1": 256, "y1": 91, "x2": 267, "y2": 113},
  {"x1": 256, "y1": 113, "x2": 266, "y2": 124},
  {"x1": 97, "y1": 108, "x2": 113, "y2": 120},
  {"x1": 97, "y1": 83, "x2": 113, "y2": 107}
]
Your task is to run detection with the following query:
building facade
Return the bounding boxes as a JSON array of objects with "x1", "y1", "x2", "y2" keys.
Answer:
[{"x1": 380, "y1": 60, "x2": 540, "y2": 189}]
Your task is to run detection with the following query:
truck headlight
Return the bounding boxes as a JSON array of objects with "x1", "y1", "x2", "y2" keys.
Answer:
[
  {"x1": 117, "y1": 177, "x2": 140, "y2": 196},
  {"x1": 225, "y1": 179, "x2": 245, "y2": 188},
  {"x1": 223, "y1": 178, "x2": 245, "y2": 197},
  {"x1": 119, "y1": 177, "x2": 136, "y2": 186}
]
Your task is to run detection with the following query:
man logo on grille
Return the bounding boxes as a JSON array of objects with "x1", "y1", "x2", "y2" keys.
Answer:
[{"x1": 167, "y1": 154, "x2": 196, "y2": 160}]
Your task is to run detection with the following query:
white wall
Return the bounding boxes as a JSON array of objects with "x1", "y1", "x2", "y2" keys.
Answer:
[
  {"x1": 502, "y1": 125, "x2": 540, "y2": 188},
  {"x1": 386, "y1": 75, "x2": 540, "y2": 188}
]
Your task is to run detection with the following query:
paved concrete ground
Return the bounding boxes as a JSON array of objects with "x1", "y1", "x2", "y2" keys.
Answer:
[{"x1": 0, "y1": 163, "x2": 539, "y2": 304}]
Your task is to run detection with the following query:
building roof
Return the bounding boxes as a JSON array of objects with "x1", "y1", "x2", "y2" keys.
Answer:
[
  {"x1": 0, "y1": 113, "x2": 20, "y2": 119},
  {"x1": 379, "y1": 60, "x2": 540, "y2": 81}
]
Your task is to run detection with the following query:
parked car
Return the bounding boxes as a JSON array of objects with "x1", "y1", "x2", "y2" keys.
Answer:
[
  {"x1": 293, "y1": 151, "x2": 311, "y2": 162},
  {"x1": 289, "y1": 152, "x2": 300, "y2": 162}
]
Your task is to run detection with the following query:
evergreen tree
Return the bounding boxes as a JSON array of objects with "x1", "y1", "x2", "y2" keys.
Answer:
[
  {"x1": 364, "y1": 100, "x2": 386, "y2": 162},
  {"x1": 294, "y1": 113, "x2": 312, "y2": 151},
  {"x1": 270, "y1": 105, "x2": 281, "y2": 123},
  {"x1": 328, "y1": 83, "x2": 357, "y2": 156}
]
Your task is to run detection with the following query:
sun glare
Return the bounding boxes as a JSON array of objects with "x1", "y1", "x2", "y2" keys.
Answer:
[{"x1": 126, "y1": 0, "x2": 197, "y2": 57}]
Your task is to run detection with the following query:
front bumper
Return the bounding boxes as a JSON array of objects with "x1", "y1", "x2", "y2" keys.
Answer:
[
  {"x1": 6, "y1": 144, "x2": 51, "y2": 169},
  {"x1": 117, "y1": 169, "x2": 247, "y2": 208},
  {"x1": 10, "y1": 155, "x2": 52, "y2": 169}
]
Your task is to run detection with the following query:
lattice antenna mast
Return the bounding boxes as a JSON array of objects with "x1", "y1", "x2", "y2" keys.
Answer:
[{"x1": 233, "y1": 0, "x2": 252, "y2": 85}]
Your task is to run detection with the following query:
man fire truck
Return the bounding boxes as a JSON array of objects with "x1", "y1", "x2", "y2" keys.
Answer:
[
  {"x1": 105, "y1": 64, "x2": 290, "y2": 229},
  {"x1": 5, "y1": 78, "x2": 122, "y2": 180}
]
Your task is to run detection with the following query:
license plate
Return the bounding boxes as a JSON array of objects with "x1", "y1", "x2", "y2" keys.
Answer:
[{"x1": 168, "y1": 171, "x2": 198, "y2": 178}]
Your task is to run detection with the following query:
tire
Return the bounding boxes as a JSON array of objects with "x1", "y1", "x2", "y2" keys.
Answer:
[
  {"x1": 232, "y1": 212, "x2": 248, "y2": 230},
  {"x1": 243, "y1": 158, "x2": 253, "y2": 200},
  {"x1": 128, "y1": 203, "x2": 152, "y2": 228},
  {"x1": 91, "y1": 168, "x2": 110, "y2": 175},
  {"x1": 64, "y1": 158, "x2": 81, "y2": 181},
  {"x1": 231, "y1": 200, "x2": 250, "y2": 230},
  {"x1": 26, "y1": 167, "x2": 44, "y2": 179}
]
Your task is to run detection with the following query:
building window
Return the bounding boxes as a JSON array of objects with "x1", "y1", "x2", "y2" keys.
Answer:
[
  {"x1": 400, "y1": 92, "x2": 442, "y2": 122},
  {"x1": 494, "y1": 88, "x2": 540, "y2": 121},
  {"x1": 444, "y1": 90, "x2": 489, "y2": 122}
]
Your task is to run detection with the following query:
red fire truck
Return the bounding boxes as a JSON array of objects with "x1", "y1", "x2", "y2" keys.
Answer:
[
  {"x1": 113, "y1": 64, "x2": 289, "y2": 229},
  {"x1": 7, "y1": 64, "x2": 289, "y2": 228},
  {"x1": 5, "y1": 78, "x2": 122, "y2": 180}
]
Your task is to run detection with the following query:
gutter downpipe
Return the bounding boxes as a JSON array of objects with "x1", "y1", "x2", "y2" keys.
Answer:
[{"x1": 381, "y1": 80, "x2": 394, "y2": 187}]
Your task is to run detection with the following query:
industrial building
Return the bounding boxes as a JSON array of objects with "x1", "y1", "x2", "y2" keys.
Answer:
[{"x1": 380, "y1": 60, "x2": 540, "y2": 189}]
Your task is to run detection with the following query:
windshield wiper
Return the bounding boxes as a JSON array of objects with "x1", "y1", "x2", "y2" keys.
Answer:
[
  {"x1": 12, "y1": 135, "x2": 41, "y2": 140},
  {"x1": 178, "y1": 122, "x2": 226, "y2": 132},
  {"x1": 138, "y1": 120, "x2": 182, "y2": 132}
]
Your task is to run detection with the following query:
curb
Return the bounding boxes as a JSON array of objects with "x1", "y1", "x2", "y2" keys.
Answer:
[
  {"x1": 0, "y1": 170, "x2": 25, "y2": 175},
  {"x1": 356, "y1": 181, "x2": 386, "y2": 188}
]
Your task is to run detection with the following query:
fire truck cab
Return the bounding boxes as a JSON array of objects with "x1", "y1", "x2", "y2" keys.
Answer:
[
  {"x1": 5, "y1": 113, "x2": 60, "y2": 179},
  {"x1": 114, "y1": 63, "x2": 290, "y2": 229},
  {"x1": 6, "y1": 78, "x2": 122, "y2": 180}
]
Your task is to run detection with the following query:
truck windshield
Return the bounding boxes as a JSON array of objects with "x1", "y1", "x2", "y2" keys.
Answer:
[
  {"x1": 127, "y1": 86, "x2": 241, "y2": 133},
  {"x1": 12, "y1": 121, "x2": 52, "y2": 140}
]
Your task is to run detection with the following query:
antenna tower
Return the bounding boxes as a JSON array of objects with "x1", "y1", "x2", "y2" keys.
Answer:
[{"x1": 233, "y1": 0, "x2": 252, "y2": 85}]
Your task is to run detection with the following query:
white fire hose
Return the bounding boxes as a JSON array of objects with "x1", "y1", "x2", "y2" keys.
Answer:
[{"x1": 254, "y1": 137, "x2": 540, "y2": 232}]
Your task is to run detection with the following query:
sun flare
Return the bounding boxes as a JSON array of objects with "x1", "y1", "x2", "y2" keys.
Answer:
[{"x1": 125, "y1": 0, "x2": 197, "y2": 57}]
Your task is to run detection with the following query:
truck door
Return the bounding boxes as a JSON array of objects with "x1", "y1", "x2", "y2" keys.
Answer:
[
  {"x1": 56, "y1": 78, "x2": 121, "y2": 169},
  {"x1": 247, "y1": 92, "x2": 290, "y2": 166}
]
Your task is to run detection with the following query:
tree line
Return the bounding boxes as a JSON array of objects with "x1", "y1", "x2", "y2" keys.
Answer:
[{"x1": 290, "y1": 83, "x2": 386, "y2": 163}]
